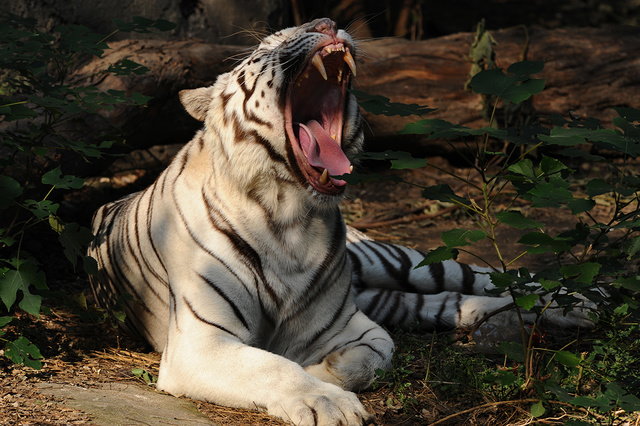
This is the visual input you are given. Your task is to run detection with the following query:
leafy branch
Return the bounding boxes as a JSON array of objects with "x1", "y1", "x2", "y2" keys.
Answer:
[
  {"x1": 0, "y1": 14, "x2": 175, "y2": 369},
  {"x1": 354, "y1": 55, "x2": 640, "y2": 421}
]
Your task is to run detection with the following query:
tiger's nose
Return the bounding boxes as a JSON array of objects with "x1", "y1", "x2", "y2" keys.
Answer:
[{"x1": 309, "y1": 18, "x2": 337, "y2": 37}]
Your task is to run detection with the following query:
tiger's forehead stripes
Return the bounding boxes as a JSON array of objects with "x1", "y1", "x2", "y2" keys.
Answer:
[{"x1": 236, "y1": 69, "x2": 272, "y2": 129}]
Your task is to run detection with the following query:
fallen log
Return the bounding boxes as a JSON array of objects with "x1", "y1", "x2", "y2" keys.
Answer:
[
  {"x1": 356, "y1": 25, "x2": 640, "y2": 154},
  {"x1": 71, "y1": 25, "x2": 640, "y2": 168}
]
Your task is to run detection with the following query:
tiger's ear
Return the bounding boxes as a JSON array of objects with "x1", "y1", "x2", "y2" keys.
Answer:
[{"x1": 179, "y1": 87, "x2": 214, "y2": 122}]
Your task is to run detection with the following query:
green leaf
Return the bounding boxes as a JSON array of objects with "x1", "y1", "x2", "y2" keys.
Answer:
[
  {"x1": 529, "y1": 182, "x2": 574, "y2": 207},
  {"x1": 490, "y1": 271, "x2": 515, "y2": 288},
  {"x1": 560, "y1": 262, "x2": 601, "y2": 284},
  {"x1": 614, "y1": 276, "x2": 640, "y2": 292},
  {"x1": 0, "y1": 175, "x2": 23, "y2": 209},
  {"x1": 586, "y1": 178, "x2": 614, "y2": 197},
  {"x1": 539, "y1": 278, "x2": 561, "y2": 291},
  {"x1": 490, "y1": 370, "x2": 518, "y2": 386},
  {"x1": 415, "y1": 246, "x2": 457, "y2": 268},
  {"x1": 568, "y1": 198, "x2": 595, "y2": 215},
  {"x1": 613, "y1": 106, "x2": 640, "y2": 123},
  {"x1": 507, "y1": 60, "x2": 545, "y2": 76},
  {"x1": 604, "y1": 382, "x2": 626, "y2": 400},
  {"x1": 337, "y1": 171, "x2": 403, "y2": 185},
  {"x1": 539, "y1": 126, "x2": 589, "y2": 146},
  {"x1": 41, "y1": 166, "x2": 85, "y2": 189},
  {"x1": 518, "y1": 232, "x2": 571, "y2": 254},
  {"x1": 469, "y1": 61, "x2": 545, "y2": 103},
  {"x1": 539, "y1": 155, "x2": 569, "y2": 175},
  {"x1": 113, "y1": 17, "x2": 177, "y2": 33},
  {"x1": 570, "y1": 395, "x2": 613, "y2": 411},
  {"x1": 58, "y1": 223, "x2": 95, "y2": 269},
  {"x1": 132, "y1": 367, "x2": 157, "y2": 386},
  {"x1": 49, "y1": 215, "x2": 65, "y2": 233},
  {"x1": 0, "y1": 103, "x2": 38, "y2": 121},
  {"x1": 421, "y1": 184, "x2": 470, "y2": 207},
  {"x1": 495, "y1": 211, "x2": 543, "y2": 229},
  {"x1": 56, "y1": 24, "x2": 109, "y2": 57},
  {"x1": 530, "y1": 400, "x2": 545, "y2": 418},
  {"x1": 441, "y1": 229, "x2": 486, "y2": 247},
  {"x1": 624, "y1": 236, "x2": 640, "y2": 259},
  {"x1": 107, "y1": 59, "x2": 150, "y2": 76},
  {"x1": 0, "y1": 232, "x2": 16, "y2": 247},
  {"x1": 24, "y1": 199, "x2": 59, "y2": 220},
  {"x1": 112, "y1": 309, "x2": 126, "y2": 322},
  {"x1": 507, "y1": 158, "x2": 537, "y2": 180},
  {"x1": 498, "y1": 341, "x2": 526, "y2": 362},
  {"x1": 0, "y1": 269, "x2": 18, "y2": 310},
  {"x1": 558, "y1": 147, "x2": 605, "y2": 162},
  {"x1": 0, "y1": 316, "x2": 12, "y2": 327},
  {"x1": 127, "y1": 91, "x2": 153, "y2": 105},
  {"x1": 619, "y1": 393, "x2": 640, "y2": 412},
  {"x1": 0, "y1": 260, "x2": 46, "y2": 316},
  {"x1": 614, "y1": 219, "x2": 640, "y2": 229},
  {"x1": 83, "y1": 255, "x2": 99, "y2": 276},
  {"x1": 547, "y1": 383, "x2": 575, "y2": 403},
  {"x1": 515, "y1": 293, "x2": 539, "y2": 310},
  {"x1": 351, "y1": 89, "x2": 435, "y2": 117},
  {"x1": 555, "y1": 350, "x2": 581, "y2": 367},
  {"x1": 5, "y1": 336, "x2": 43, "y2": 369},
  {"x1": 19, "y1": 295, "x2": 42, "y2": 320},
  {"x1": 354, "y1": 151, "x2": 427, "y2": 170},
  {"x1": 400, "y1": 118, "x2": 508, "y2": 140},
  {"x1": 613, "y1": 304, "x2": 630, "y2": 315},
  {"x1": 400, "y1": 119, "x2": 468, "y2": 136}
]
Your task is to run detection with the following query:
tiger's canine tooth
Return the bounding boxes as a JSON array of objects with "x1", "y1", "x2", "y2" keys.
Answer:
[
  {"x1": 312, "y1": 55, "x2": 328, "y2": 81},
  {"x1": 343, "y1": 51, "x2": 356, "y2": 77},
  {"x1": 320, "y1": 169, "x2": 330, "y2": 184}
]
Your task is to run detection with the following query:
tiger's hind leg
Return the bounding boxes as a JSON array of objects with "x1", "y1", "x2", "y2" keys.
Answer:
[
  {"x1": 353, "y1": 287, "x2": 524, "y2": 330},
  {"x1": 303, "y1": 308, "x2": 394, "y2": 391},
  {"x1": 346, "y1": 226, "x2": 596, "y2": 331}
]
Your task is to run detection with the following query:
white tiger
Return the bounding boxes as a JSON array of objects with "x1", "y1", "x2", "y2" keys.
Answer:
[{"x1": 87, "y1": 18, "x2": 593, "y2": 426}]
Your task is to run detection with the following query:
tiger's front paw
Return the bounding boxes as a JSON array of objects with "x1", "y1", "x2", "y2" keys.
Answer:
[
  {"x1": 267, "y1": 384, "x2": 373, "y2": 426},
  {"x1": 305, "y1": 348, "x2": 381, "y2": 391}
]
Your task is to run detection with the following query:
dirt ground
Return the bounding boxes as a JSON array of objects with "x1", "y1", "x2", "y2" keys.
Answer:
[{"x1": 0, "y1": 151, "x2": 630, "y2": 425}]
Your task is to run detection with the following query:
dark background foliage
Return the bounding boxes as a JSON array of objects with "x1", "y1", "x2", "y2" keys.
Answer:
[{"x1": 6, "y1": 0, "x2": 640, "y2": 44}]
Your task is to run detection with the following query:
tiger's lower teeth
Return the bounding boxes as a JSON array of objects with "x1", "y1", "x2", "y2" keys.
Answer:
[{"x1": 320, "y1": 169, "x2": 329, "y2": 184}]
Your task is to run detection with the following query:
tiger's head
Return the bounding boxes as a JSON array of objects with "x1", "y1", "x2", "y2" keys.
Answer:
[{"x1": 180, "y1": 18, "x2": 362, "y2": 211}]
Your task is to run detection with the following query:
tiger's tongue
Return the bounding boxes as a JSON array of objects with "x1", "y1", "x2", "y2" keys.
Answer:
[{"x1": 297, "y1": 120, "x2": 351, "y2": 184}]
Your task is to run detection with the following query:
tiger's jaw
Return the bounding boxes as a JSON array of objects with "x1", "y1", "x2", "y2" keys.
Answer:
[{"x1": 285, "y1": 39, "x2": 357, "y2": 197}]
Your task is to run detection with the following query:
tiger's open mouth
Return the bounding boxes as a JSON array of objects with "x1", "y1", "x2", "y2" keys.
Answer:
[{"x1": 285, "y1": 41, "x2": 356, "y2": 195}]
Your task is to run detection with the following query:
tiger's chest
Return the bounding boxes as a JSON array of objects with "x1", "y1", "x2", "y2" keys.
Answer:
[{"x1": 156, "y1": 161, "x2": 352, "y2": 322}]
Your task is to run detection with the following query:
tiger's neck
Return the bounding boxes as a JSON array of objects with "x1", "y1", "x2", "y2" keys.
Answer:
[{"x1": 176, "y1": 129, "x2": 346, "y2": 257}]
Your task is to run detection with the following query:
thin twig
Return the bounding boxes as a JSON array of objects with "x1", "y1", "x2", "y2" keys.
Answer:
[
  {"x1": 350, "y1": 194, "x2": 486, "y2": 230},
  {"x1": 350, "y1": 204, "x2": 459, "y2": 229},
  {"x1": 430, "y1": 399, "x2": 590, "y2": 426}
]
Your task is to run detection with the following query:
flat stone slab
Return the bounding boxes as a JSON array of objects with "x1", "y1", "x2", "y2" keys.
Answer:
[{"x1": 37, "y1": 382, "x2": 215, "y2": 425}]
